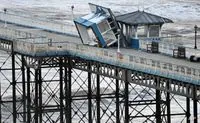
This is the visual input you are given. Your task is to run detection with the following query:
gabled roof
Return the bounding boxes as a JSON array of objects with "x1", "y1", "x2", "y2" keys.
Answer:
[{"x1": 116, "y1": 10, "x2": 173, "y2": 26}]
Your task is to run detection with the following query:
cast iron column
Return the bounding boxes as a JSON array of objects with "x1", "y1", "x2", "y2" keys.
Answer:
[
  {"x1": 88, "y1": 62, "x2": 92, "y2": 123},
  {"x1": 12, "y1": 45, "x2": 16, "y2": 123},
  {"x1": 156, "y1": 77, "x2": 161, "y2": 123},
  {"x1": 96, "y1": 65, "x2": 101, "y2": 123},
  {"x1": 66, "y1": 57, "x2": 72, "y2": 123},
  {"x1": 116, "y1": 68, "x2": 120, "y2": 123},
  {"x1": 125, "y1": 70, "x2": 129, "y2": 123},
  {"x1": 21, "y1": 55, "x2": 26, "y2": 122},
  {"x1": 60, "y1": 57, "x2": 64, "y2": 122},
  {"x1": 27, "y1": 67, "x2": 31, "y2": 122}
]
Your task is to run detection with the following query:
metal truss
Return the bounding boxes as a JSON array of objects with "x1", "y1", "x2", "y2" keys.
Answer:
[{"x1": 0, "y1": 51, "x2": 199, "y2": 123}]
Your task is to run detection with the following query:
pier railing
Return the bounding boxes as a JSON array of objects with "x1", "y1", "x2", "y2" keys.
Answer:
[
  {"x1": 0, "y1": 12, "x2": 78, "y2": 36},
  {"x1": 140, "y1": 36, "x2": 200, "y2": 58},
  {"x1": 0, "y1": 26, "x2": 200, "y2": 85}
]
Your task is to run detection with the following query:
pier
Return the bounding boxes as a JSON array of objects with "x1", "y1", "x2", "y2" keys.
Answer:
[{"x1": 0, "y1": 4, "x2": 200, "y2": 123}]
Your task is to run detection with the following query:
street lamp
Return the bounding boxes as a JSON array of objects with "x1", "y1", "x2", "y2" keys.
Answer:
[
  {"x1": 3, "y1": 8, "x2": 7, "y2": 27},
  {"x1": 71, "y1": 5, "x2": 74, "y2": 21},
  {"x1": 194, "y1": 25, "x2": 198, "y2": 49},
  {"x1": 117, "y1": 29, "x2": 121, "y2": 53}
]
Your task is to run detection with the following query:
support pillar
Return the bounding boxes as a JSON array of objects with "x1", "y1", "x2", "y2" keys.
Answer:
[
  {"x1": 167, "y1": 80, "x2": 171, "y2": 123},
  {"x1": 147, "y1": 25, "x2": 150, "y2": 38},
  {"x1": 134, "y1": 25, "x2": 138, "y2": 39},
  {"x1": 65, "y1": 57, "x2": 72, "y2": 123},
  {"x1": 96, "y1": 66, "x2": 101, "y2": 123},
  {"x1": 186, "y1": 97, "x2": 190, "y2": 123},
  {"x1": 88, "y1": 63, "x2": 92, "y2": 123},
  {"x1": 156, "y1": 78, "x2": 161, "y2": 123},
  {"x1": 125, "y1": 25, "x2": 129, "y2": 40},
  {"x1": 116, "y1": 69, "x2": 120, "y2": 123},
  {"x1": 27, "y1": 67, "x2": 31, "y2": 123},
  {"x1": 125, "y1": 70, "x2": 129, "y2": 123},
  {"x1": 34, "y1": 67, "x2": 39, "y2": 123},
  {"x1": 193, "y1": 86, "x2": 198, "y2": 123},
  {"x1": 21, "y1": 55, "x2": 26, "y2": 122},
  {"x1": 12, "y1": 47, "x2": 16, "y2": 123},
  {"x1": 60, "y1": 57, "x2": 64, "y2": 122},
  {"x1": 38, "y1": 63, "x2": 42, "y2": 123}
]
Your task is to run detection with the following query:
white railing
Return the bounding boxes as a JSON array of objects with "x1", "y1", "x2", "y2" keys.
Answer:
[
  {"x1": 140, "y1": 36, "x2": 200, "y2": 58},
  {"x1": 0, "y1": 12, "x2": 78, "y2": 36},
  {"x1": 0, "y1": 26, "x2": 199, "y2": 85}
]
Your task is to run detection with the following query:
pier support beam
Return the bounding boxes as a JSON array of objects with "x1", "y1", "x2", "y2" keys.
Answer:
[
  {"x1": 156, "y1": 81, "x2": 161, "y2": 123},
  {"x1": 66, "y1": 57, "x2": 72, "y2": 123},
  {"x1": 12, "y1": 49, "x2": 16, "y2": 123},
  {"x1": 193, "y1": 86, "x2": 198, "y2": 123},
  {"x1": 59, "y1": 57, "x2": 64, "y2": 123},
  {"x1": 96, "y1": 66, "x2": 101, "y2": 123}
]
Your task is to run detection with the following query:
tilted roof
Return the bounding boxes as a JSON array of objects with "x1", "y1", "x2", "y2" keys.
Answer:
[{"x1": 116, "y1": 10, "x2": 173, "y2": 26}]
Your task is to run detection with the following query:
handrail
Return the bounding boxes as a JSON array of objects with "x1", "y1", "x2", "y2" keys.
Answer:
[{"x1": 0, "y1": 12, "x2": 78, "y2": 36}]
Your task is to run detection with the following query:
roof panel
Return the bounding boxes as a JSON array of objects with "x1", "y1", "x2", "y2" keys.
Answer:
[{"x1": 116, "y1": 11, "x2": 173, "y2": 25}]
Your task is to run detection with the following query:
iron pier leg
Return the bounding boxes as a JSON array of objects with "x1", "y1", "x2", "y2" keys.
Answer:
[
  {"x1": 193, "y1": 86, "x2": 198, "y2": 123},
  {"x1": 116, "y1": 68, "x2": 120, "y2": 123},
  {"x1": 60, "y1": 57, "x2": 64, "y2": 123},
  {"x1": 186, "y1": 97, "x2": 190, "y2": 123},
  {"x1": 66, "y1": 57, "x2": 72, "y2": 123},
  {"x1": 12, "y1": 50, "x2": 16, "y2": 123},
  {"x1": 96, "y1": 66, "x2": 101, "y2": 123},
  {"x1": 167, "y1": 80, "x2": 171, "y2": 123},
  {"x1": 156, "y1": 78, "x2": 161, "y2": 123},
  {"x1": 35, "y1": 68, "x2": 39, "y2": 123},
  {"x1": 27, "y1": 67, "x2": 31, "y2": 122},
  {"x1": 38, "y1": 65, "x2": 42, "y2": 123},
  {"x1": 125, "y1": 70, "x2": 129, "y2": 123},
  {"x1": 21, "y1": 55, "x2": 26, "y2": 122},
  {"x1": 0, "y1": 77, "x2": 1, "y2": 122},
  {"x1": 88, "y1": 62, "x2": 92, "y2": 123}
]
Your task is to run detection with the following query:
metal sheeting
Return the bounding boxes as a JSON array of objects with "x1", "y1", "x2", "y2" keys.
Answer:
[{"x1": 116, "y1": 10, "x2": 173, "y2": 26}]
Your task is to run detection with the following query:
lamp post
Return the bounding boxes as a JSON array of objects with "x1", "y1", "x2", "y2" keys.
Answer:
[
  {"x1": 3, "y1": 8, "x2": 7, "y2": 27},
  {"x1": 117, "y1": 29, "x2": 121, "y2": 53},
  {"x1": 71, "y1": 5, "x2": 74, "y2": 21},
  {"x1": 194, "y1": 25, "x2": 198, "y2": 49}
]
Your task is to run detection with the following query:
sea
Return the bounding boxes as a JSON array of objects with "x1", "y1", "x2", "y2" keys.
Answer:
[{"x1": 0, "y1": 0, "x2": 200, "y2": 122}]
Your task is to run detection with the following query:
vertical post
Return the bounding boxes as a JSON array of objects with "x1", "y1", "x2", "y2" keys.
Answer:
[
  {"x1": 66, "y1": 57, "x2": 72, "y2": 123},
  {"x1": 38, "y1": 63, "x2": 42, "y2": 123},
  {"x1": 71, "y1": 5, "x2": 74, "y2": 21},
  {"x1": 193, "y1": 86, "x2": 198, "y2": 123},
  {"x1": 125, "y1": 70, "x2": 129, "y2": 123},
  {"x1": 0, "y1": 79, "x2": 1, "y2": 122},
  {"x1": 34, "y1": 67, "x2": 39, "y2": 123},
  {"x1": 115, "y1": 69, "x2": 120, "y2": 123},
  {"x1": 125, "y1": 25, "x2": 129, "y2": 40},
  {"x1": 4, "y1": 8, "x2": 7, "y2": 27},
  {"x1": 12, "y1": 44, "x2": 16, "y2": 123},
  {"x1": 134, "y1": 25, "x2": 138, "y2": 39},
  {"x1": 156, "y1": 77, "x2": 161, "y2": 123},
  {"x1": 21, "y1": 55, "x2": 26, "y2": 122},
  {"x1": 96, "y1": 66, "x2": 101, "y2": 123},
  {"x1": 88, "y1": 62, "x2": 92, "y2": 123},
  {"x1": 27, "y1": 67, "x2": 31, "y2": 123},
  {"x1": 186, "y1": 97, "x2": 190, "y2": 123},
  {"x1": 194, "y1": 25, "x2": 197, "y2": 49},
  {"x1": 147, "y1": 25, "x2": 150, "y2": 38},
  {"x1": 117, "y1": 29, "x2": 121, "y2": 53},
  {"x1": 167, "y1": 80, "x2": 171, "y2": 123},
  {"x1": 60, "y1": 57, "x2": 64, "y2": 123}
]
